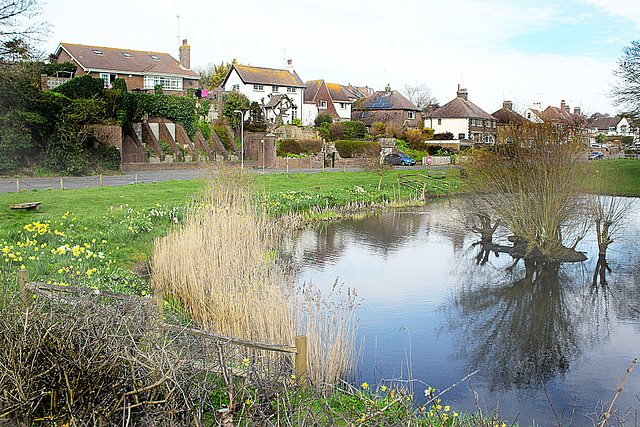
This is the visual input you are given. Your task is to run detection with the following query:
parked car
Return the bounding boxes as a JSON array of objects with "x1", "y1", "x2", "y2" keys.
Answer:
[
  {"x1": 588, "y1": 151, "x2": 604, "y2": 160},
  {"x1": 384, "y1": 153, "x2": 416, "y2": 166}
]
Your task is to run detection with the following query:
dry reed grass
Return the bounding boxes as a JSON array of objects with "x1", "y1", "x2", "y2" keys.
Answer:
[{"x1": 152, "y1": 166, "x2": 358, "y2": 386}]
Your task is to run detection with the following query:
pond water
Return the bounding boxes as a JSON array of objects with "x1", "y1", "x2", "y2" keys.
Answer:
[{"x1": 287, "y1": 197, "x2": 640, "y2": 426}]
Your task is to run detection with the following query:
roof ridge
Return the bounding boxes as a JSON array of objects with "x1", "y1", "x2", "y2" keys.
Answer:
[{"x1": 60, "y1": 42, "x2": 171, "y2": 56}]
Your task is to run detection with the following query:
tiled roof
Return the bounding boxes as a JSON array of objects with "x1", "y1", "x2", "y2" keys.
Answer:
[
  {"x1": 491, "y1": 107, "x2": 526, "y2": 125},
  {"x1": 427, "y1": 96, "x2": 494, "y2": 120},
  {"x1": 56, "y1": 43, "x2": 199, "y2": 78},
  {"x1": 304, "y1": 80, "x2": 322, "y2": 102},
  {"x1": 232, "y1": 64, "x2": 305, "y2": 88},
  {"x1": 326, "y1": 83, "x2": 355, "y2": 102},
  {"x1": 590, "y1": 116, "x2": 622, "y2": 130},
  {"x1": 353, "y1": 90, "x2": 420, "y2": 111}
]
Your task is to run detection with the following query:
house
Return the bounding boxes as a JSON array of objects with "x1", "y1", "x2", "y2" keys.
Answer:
[
  {"x1": 589, "y1": 115, "x2": 632, "y2": 136},
  {"x1": 221, "y1": 61, "x2": 305, "y2": 125},
  {"x1": 49, "y1": 40, "x2": 200, "y2": 95},
  {"x1": 351, "y1": 85, "x2": 421, "y2": 130},
  {"x1": 302, "y1": 80, "x2": 357, "y2": 124},
  {"x1": 491, "y1": 101, "x2": 527, "y2": 143},
  {"x1": 424, "y1": 87, "x2": 497, "y2": 143},
  {"x1": 541, "y1": 100, "x2": 584, "y2": 127},
  {"x1": 523, "y1": 103, "x2": 545, "y2": 124}
]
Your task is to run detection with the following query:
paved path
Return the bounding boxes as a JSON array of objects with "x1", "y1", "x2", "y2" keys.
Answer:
[{"x1": 0, "y1": 165, "x2": 441, "y2": 194}]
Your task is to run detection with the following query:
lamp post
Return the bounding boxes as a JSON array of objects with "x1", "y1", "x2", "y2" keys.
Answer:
[{"x1": 234, "y1": 109, "x2": 244, "y2": 169}]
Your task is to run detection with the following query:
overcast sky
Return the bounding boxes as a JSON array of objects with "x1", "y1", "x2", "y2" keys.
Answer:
[{"x1": 36, "y1": 0, "x2": 639, "y2": 115}]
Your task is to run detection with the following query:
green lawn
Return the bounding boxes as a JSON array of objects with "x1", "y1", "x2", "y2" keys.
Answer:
[{"x1": 586, "y1": 158, "x2": 640, "y2": 195}]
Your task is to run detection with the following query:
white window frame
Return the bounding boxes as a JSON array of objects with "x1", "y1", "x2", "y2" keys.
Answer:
[
  {"x1": 407, "y1": 111, "x2": 415, "y2": 119},
  {"x1": 318, "y1": 100, "x2": 327, "y2": 109},
  {"x1": 253, "y1": 84, "x2": 264, "y2": 91},
  {"x1": 100, "y1": 73, "x2": 117, "y2": 88},
  {"x1": 339, "y1": 103, "x2": 347, "y2": 109},
  {"x1": 232, "y1": 84, "x2": 239, "y2": 91},
  {"x1": 272, "y1": 86, "x2": 279, "y2": 93},
  {"x1": 287, "y1": 87, "x2": 296, "y2": 93},
  {"x1": 143, "y1": 75, "x2": 183, "y2": 91}
]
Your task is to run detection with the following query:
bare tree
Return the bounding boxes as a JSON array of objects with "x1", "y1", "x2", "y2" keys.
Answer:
[
  {"x1": 402, "y1": 83, "x2": 437, "y2": 110},
  {"x1": 612, "y1": 40, "x2": 640, "y2": 115},
  {"x1": 0, "y1": 0, "x2": 47, "y2": 61},
  {"x1": 194, "y1": 59, "x2": 237, "y2": 90}
]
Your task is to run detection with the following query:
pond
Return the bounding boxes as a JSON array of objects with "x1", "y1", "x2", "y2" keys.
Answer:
[{"x1": 286, "y1": 197, "x2": 640, "y2": 426}]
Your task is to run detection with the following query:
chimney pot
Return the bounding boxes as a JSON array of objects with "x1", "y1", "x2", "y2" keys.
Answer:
[
  {"x1": 457, "y1": 87, "x2": 468, "y2": 101},
  {"x1": 503, "y1": 100, "x2": 513, "y2": 110}
]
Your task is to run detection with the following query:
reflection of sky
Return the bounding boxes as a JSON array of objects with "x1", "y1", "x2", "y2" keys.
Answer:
[{"x1": 291, "y1": 198, "x2": 640, "y2": 426}]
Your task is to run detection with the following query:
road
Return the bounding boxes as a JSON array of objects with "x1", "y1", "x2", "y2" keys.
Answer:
[{"x1": 0, "y1": 164, "x2": 442, "y2": 194}]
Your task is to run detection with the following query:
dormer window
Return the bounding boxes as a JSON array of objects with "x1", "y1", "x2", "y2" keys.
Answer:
[
  {"x1": 150, "y1": 54, "x2": 160, "y2": 60},
  {"x1": 122, "y1": 52, "x2": 133, "y2": 58},
  {"x1": 92, "y1": 49, "x2": 103, "y2": 55}
]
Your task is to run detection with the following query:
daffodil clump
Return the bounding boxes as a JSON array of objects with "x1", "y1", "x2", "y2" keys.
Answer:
[{"x1": 2, "y1": 204, "x2": 185, "y2": 295}]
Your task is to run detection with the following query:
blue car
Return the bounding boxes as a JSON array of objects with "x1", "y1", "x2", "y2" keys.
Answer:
[{"x1": 384, "y1": 153, "x2": 417, "y2": 166}]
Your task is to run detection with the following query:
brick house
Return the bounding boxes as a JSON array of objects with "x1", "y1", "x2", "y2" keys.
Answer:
[
  {"x1": 351, "y1": 85, "x2": 421, "y2": 130},
  {"x1": 424, "y1": 87, "x2": 497, "y2": 143},
  {"x1": 49, "y1": 40, "x2": 199, "y2": 95},
  {"x1": 491, "y1": 101, "x2": 527, "y2": 143},
  {"x1": 302, "y1": 80, "x2": 357, "y2": 124}
]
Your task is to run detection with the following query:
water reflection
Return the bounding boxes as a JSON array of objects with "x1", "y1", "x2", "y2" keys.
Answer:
[{"x1": 447, "y1": 258, "x2": 579, "y2": 392}]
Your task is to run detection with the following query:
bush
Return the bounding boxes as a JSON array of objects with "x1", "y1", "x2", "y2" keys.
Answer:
[
  {"x1": 344, "y1": 121, "x2": 366, "y2": 140},
  {"x1": 329, "y1": 122, "x2": 345, "y2": 141},
  {"x1": 53, "y1": 74, "x2": 104, "y2": 99},
  {"x1": 40, "y1": 61, "x2": 77, "y2": 76},
  {"x1": 198, "y1": 121, "x2": 212, "y2": 140},
  {"x1": 277, "y1": 139, "x2": 302, "y2": 156},
  {"x1": 371, "y1": 122, "x2": 386, "y2": 136},
  {"x1": 299, "y1": 139, "x2": 323, "y2": 154},
  {"x1": 334, "y1": 140, "x2": 381, "y2": 158},
  {"x1": 434, "y1": 132, "x2": 454, "y2": 140},
  {"x1": 213, "y1": 125, "x2": 233, "y2": 151},
  {"x1": 129, "y1": 93, "x2": 198, "y2": 137},
  {"x1": 315, "y1": 112, "x2": 334, "y2": 128}
]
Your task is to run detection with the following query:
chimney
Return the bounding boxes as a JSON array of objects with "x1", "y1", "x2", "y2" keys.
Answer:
[
  {"x1": 385, "y1": 83, "x2": 391, "y2": 92},
  {"x1": 503, "y1": 100, "x2": 513, "y2": 110},
  {"x1": 560, "y1": 100, "x2": 566, "y2": 112},
  {"x1": 426, "y1": 104, "x2": 434, "y2": 115},
  {"x1": 574, "y1": 106, "x2": 581, "y2": 116},
  {"x1": 287, "y1": 59, "x2": 294, "y2": 74},
  {"x1": 457, "y1": 86, "x2": 468, "y2": 101},
  {"x1": 179, "y1": 39, "x2": 190, "y2": 69}
]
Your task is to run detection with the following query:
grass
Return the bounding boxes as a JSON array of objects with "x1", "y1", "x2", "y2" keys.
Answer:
[{"x1": 586, "y1": 158, "x2": 640, "y2": 195}]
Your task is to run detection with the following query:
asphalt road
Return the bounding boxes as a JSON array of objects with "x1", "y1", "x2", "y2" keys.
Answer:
[{"x1": 0, "y1": 164, "x2": 441, "y2": 194}]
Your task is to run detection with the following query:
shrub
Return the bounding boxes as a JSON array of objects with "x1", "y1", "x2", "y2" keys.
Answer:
[
  {"x1": 198, "y1": 121, "x2": 212, "y2": 140},
  {"x1": 292, "y1": 117, "x2": 302, "y2": 127},
  {"x1": 344, "y1": 121, "x2": 366, "y2": 140},
  {"x1": 40, "y1": 61, "x2": 77, "y2": 76},
  {"x1": 315, "y1": 112, "x2": 334, "y2": 128},
  {"x1": 299, "y1": 139, "x2": 323, "y2": 154},
  {"x1": 277, "y1": 139, "x2": 302, "y2": 156},
  {"x1": 334, "y1": 140, "x2": 381, "y2": 158},
  {"x1": 129, "y1": 93, "x2": 198, "y2": 137},
  {"x1": 434, "y1": 132, "x2": 454, "y2": 140},
  {"x1": 213, "y1": 124, "x2": 233, "y2": 151},
  {"x1": 53, "y1": 74, "x2": 104, "y2": 99},
  {"x1": 371, "y1": 122, "x2": 386, "y2": 136},
  {"x1": 403, "y1": 129, "x2": 425, "y2": 146},
  {"x1": 329, "y1": 122, "x2": 345, "y2": 141}
]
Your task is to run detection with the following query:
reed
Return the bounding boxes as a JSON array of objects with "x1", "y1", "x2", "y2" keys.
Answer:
[{"x1": 152, "y1": 166, "x2": 357, "y2": 385}]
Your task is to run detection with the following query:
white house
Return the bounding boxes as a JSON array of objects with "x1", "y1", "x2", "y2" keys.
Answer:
[
  {"x1": 221, "y1": 61, "x2": 305, "y2": 125},
  {"x1": 424, "y1": 87, "x2": 497, "y2": 143},
  {"x1": 590, "y1": 116, "x2": 632, "y2": 136}
]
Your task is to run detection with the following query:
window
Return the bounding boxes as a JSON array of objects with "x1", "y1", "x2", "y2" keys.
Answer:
[
  {"x1": 272, "y1": 86, "x2": 279, "y2": 93},
  {"x1": 253, "y1": 84, "x2": 264, "y2": 91},
  {"x1": 318, "y1": 100, "x2": 327, "y2": 109},
  {"x1": 100, "y1": 73, "x2": 117, "y2": 88},
  {"x1": 458, "y1": 133, "x2": 465, "y2": 140},
  {"x1": 292, "y1": 107, "x2": 297, "y2": 120},
  {"x1": 92, "y1": 49, "x2": 103, "y2": 55},
  {"x1": 149, "y1": 54, "x2": 160, "y2": 60},
  {"x1": 527, "y1": 112, "x2": 532, "y2": 119},
  {"x1": 122, "y1": 52, "x2": 133, "y2": 58},
  {"x1": 437, "y1": 119, "x2": 442, "y2": 125},
  {"x1": 407, "y1": 111, "x2": 415, "y2": 119},
  {"x1": 471, "y1": 119, "x2": 475, "y2": 126},
  {"x1": 339, "y1": 103, "x2": 347, "y2": 109},
  {"x1": 143, "y1": 75, "x2": 183, "y2": 90},
  {"x1": 232, "y1": 84, "x2": 239, "y2": 91},
  {"x1": 362, "y1": 112, "x2": 368, "y2": 118},
  {"x1": 287, "y1": 87, "x2": 296, "y2": 93}
]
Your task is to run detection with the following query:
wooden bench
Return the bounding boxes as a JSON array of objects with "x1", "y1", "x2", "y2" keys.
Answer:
[{"x1": 9, "y1": 202, "x2": 41, "y2": 210}]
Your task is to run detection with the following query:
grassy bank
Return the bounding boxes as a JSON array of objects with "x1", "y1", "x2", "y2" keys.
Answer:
[{"x1": 585, "y1": 158, "x2": 640, "y2": 195}]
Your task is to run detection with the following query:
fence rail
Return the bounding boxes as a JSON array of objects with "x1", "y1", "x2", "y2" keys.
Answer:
[
  {"x1": 17, "y1": 269, "x2": 307, "y2": 383},
  {"x1": 398, "y1": 172, "x2": 451, "y2": 196}
]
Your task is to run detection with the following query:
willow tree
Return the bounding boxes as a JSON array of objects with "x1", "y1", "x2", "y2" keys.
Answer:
[{"x1": 465, "y1": 122, "x2": 590, "y2": 262}]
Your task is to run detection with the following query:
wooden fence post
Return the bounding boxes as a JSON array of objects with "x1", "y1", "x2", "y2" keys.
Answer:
[
  {"x1": 295, "y1": 335, "x2": 307, "y2": 385},
  {"x1": 154, "y1": 286, "x2": 164, "y2": 316},
  {"x1": 18, "y1": 269, "x2": 31, "y2": 310}
]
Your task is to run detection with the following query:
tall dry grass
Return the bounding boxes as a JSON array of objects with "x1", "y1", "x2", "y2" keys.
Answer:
[{"x1": 152, "y1": 166, "x2": 357, "y2": 386}]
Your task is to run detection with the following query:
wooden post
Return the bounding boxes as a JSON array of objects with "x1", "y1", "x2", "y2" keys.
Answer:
[
  {"x1": 169, "y1": 171, "x2": 172, "y2": 181},
  {"x1": 286, "y1": 157, "x2": 289, "y2": 175},
  {"x1": 154, "y1": 286, "x2": 164, "y2": 315},
  {"x1": 18, "y1": 269, "x2": 31, "y2": 310},
  {"x1": 295, "y1": 335, "x2": 307, "y2": 385},
  {"x1": 100, "y1": 175, "x2": 103, "y2": 186},
  {"x1": 135, "y1": 173, "x2": 138, "y2": 184},
  {"x1": 60, "y1": 178, "x2": 63, "y2": 191},
  {"x1": 16, "y1": 179, "x2": 19, "y2": 193},
  {"x1": 197, "y1": 169, "x2": 200, "y2": 179}
]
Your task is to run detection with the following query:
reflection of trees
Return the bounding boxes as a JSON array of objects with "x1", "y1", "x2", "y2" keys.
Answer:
[{"x1": 447, "y1": 260, "x2": 579, "y2": 392}]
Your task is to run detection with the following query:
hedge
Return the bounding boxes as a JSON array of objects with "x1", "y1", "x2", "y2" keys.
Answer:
[
  {"x1": 277, "y1": 139, "x2": 302, "y2": 156},
  {"x1": 334, "y1": 140, "x2": 381, "y2": 158}
]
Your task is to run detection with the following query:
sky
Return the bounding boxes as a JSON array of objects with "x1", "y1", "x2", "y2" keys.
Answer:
[{"x1": 34, "y1": 0, "x2": 640, "y2": 116}]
